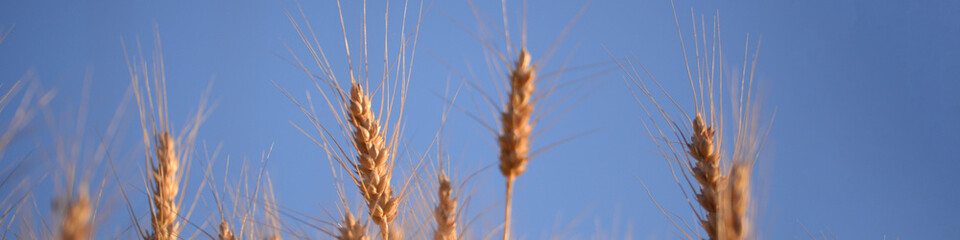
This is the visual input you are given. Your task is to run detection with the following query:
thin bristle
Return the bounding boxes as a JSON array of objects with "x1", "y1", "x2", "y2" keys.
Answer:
[
  {"x1": 59, "y1": 188, "x2": 91, "y2": 240},
  {"x1": 688, "y1": 113, "x2": 721, "y2": 240},
  {"x1": 150, "y1": 132, "x2": 181, "y2": 240},
  {"x1": 433, "y1": 174, "x2": 457, "y2": 240},
  {"x1": 347, "y1": 83, "x2": 399, "y2": 240},
  {"x1": 218, "y1": 221, "x2": 237, "y2": 240},
  {"x1": 337, "y1": 212, "x2": 368, "y2": 240},
  {"x1": 498, "y1": 49, "x2": 535, "y2": 240}
]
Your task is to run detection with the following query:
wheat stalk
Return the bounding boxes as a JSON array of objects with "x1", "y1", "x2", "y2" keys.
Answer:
[
  {"x1": 347, "y1": 83, "x2": 400, "y2": 240},
  {"x1": 688, "y1": 113, "x2": 722, "y2": 240},
  {"x1": 498, "y1": 49, "x2": 536, "y2": 240},
  {"x1": 337, "y1": 212, "x2": 369, "y2": 240},
  {"x1": 433, "y1": 174, "x2": 456, "y2": 240},
  {"x1": 59, "y1": 188, "x2": 91, "y2": 240}
]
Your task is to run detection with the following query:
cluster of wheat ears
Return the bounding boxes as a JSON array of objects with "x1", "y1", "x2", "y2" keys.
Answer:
[{"x1": 0, "y1": 0, "x2": 771, "y2": 239}]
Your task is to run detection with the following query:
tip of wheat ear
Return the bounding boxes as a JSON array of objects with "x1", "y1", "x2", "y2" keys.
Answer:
[
  {"x1": 433, "y1": 174, "x2": 457, "y2": 240},
  {"x1": 60, "y1": 188, "x2": 91, "y2": 240},
  {"x1": 217, "y1": 221, "x2": 236, "y2": 240},
  {"x1": 687, "y1": 113, "x2": 722, "y2": 240},
  {"x1": 498, "y1": 49, "x2": 535, "y2": 179},
  {"x1": 337, "y1": 212, "x2": 369, "y2": 240},
  {"x1": 150, "y1": 132, "x2": 181, "y2": 240}
]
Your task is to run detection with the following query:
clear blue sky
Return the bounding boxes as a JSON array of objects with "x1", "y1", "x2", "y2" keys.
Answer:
[{"x1": 0, "y1": 0, "x2": 958, "y2": 239}]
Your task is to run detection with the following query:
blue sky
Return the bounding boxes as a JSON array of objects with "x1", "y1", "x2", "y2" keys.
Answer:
[{"x1": 1, "y1": 0, "x2": 958, "y2": 239}]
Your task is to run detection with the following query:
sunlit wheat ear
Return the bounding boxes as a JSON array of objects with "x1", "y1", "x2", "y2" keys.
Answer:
[
  {"x1": 498, "y1": 49, "x2": 535, "y2": 240},
  {"x1": 149, "y1": 133, "x2": 181, "y2": 240},
  {"x1": 688, "y1": 113, "x2": 721, "y2": 240},
  {"x1": 218, "y1": 221, "x2": 237, "y2": 240},
  {"x1": 59, "y1": 186, "x2": 91, "y2": 240},
  {"x1": 433, "y1": 174, "x2": 457, "y2": 240},
  {"x1": 337, "y1": 212, "x2": 369, "y2": 240},
  {"x1": 127, "y1": 31, "x2": 209, "y2": 239},
  {"x1": 719, "y1": 163, "x2": 750, "y2": 240},
  {"x1": 347, "y1": 83, "x2": 399, "y2": 240}
]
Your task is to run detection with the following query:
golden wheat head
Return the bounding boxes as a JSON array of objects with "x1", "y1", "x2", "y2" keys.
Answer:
[
  {"x1": 148, "y1": 132, "x2": 181, "y2": 240},
  {"x1": 497, "y1": 49, "x2": 536, "y2": 240},
  {"x1": 337, "y1": 212, "x2": 369, "y2": 240},
  {"x1": 433, "y1": 174, "x2": 457, "y2": 240},
  {"x1": 688, "y1": 113, "x2": 722, "y2": 239},
  {"x1": 59, "y1": 187, "x2": 91, "y2": 240},
  {"x1": 218, "y1": 221, "x2": 237, "y2": 240},
  {"x1": 347, "y1": 83, "x2": 400, "y2": 239}
]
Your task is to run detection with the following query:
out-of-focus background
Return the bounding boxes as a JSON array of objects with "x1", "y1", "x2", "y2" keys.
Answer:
[{"x1": 0, "y1": 0, "x2": 957, "y2": 239}]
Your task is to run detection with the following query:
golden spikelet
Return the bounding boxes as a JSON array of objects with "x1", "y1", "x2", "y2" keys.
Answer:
[
  {"x1": 498, "y1": 50, "x2": 535, "y2": 180},
  {"x1": 433, "y1": 174, "x2": 457, "y2": 240},
  {"x1": 59, "y1": 188, "x2": 91, "y2": 240},
  {"x1": 337, "y1": 212, "x2": 368, "y2": 240},
  {"x1": 149, "y1": 132, "x2": 181, "y2": 240},
  {"x1": 218, "y1": 221, "x2": 237, "y2": 240},
  {"x1": 498, "y1": 49, "x2": 535, "y2": 240},
  {"x1": 688, "y1": 113, "x2": 722, "y2": 240},
  {"x1": 719, "y1": 163, "x2": 751, "y2": 240},
  {"x1": 347, "y1": 83, "x2": 399, "y2": 239}
]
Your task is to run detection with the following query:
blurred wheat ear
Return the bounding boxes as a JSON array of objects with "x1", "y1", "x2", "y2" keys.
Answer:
[
  {"x1": 218, "y1": 220, "x2": 237, "y2": 240},
  {"x1": 337, "y1": 212, "x2": 369, "y2": 240},
  {"x1": 58, "y1": 185, "x2": 91, "y2": 240},
  {"x1": 432, "y1": 173, "x2": 457, "y2": 240}
]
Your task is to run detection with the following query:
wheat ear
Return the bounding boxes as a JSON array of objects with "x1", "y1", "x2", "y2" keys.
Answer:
[
  {"x1": 719, "y1": 163, "x2": 751, "y2": 240},
  {"x1": 217, "y1": 221, "x2": 237, "y2": 240},
  {"x1": 688, "y1": 113, "x2": 721, "y2": 240},
  {"x1": 337, "y1": 212, "x2": 369, "y2": 240},
  {"x1": 149, "y1": 132, "x2": 180, "y2": 240},
  {"x1": 433, "y1": 174, "x2": 457, "y2": 240},
  {"x1": 59, "y1": 187, "x2": 91, "y2": 240},
  {"x1": 347, "y1": 83, "x2": 399, "y2": 240},
  {"x1": 498, "y1": 49, "x2": 535, "y2": 240}
]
